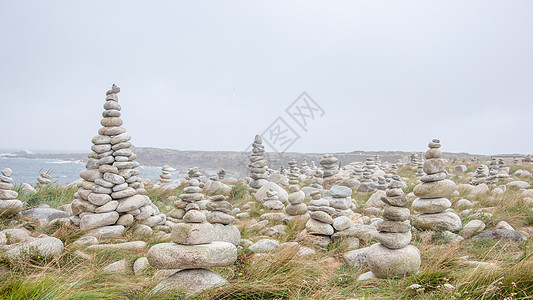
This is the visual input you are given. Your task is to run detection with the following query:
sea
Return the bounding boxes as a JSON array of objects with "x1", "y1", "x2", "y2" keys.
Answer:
[{"x1": 0, "y1": 154, "x2": 185, "y2": 185}]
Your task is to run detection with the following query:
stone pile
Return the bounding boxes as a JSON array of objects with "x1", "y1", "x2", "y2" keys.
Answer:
[
  {"x1": 300, "y1": 161, "x2": 311, "y2": 176},
  {"x1": 0, "y1": 168, "x2": 24, "y2": 215},
  {"x1": 415, "y1": 162, "x2": 424, "y2": 177},
  {"x1": 285, "y1": 185, "x2": 307, "y2": 221},
  {"x1": 471, "y1": 165, "x2": 489, "y2": 185},
  {"x1": 305, "y1": 186, "x2": 355, "y2": 247},
  {"x1": 412, "y1": 139, "x2": 462, "y2": 232},
  {"x1": 410, "y1": 153, "x2": 419, "y2": 167},
  {"x1": 249, "y1": 135, "x2": 268, "y2": 193},
  {"x1": 147, "y1": 188, "x2": 237, "y2": 295},
  {"x1": 375, "y1": 177, "x2": 388, "y2": 190},
  {"x1": 158, "y1": 165, "x2": 173, "y2": 185},
  {"x1": 320, "y1": 154, "x2": 339, "y2": 178},
  {"x1": 217, "y1": 169, "x2": 226, "y2": 180},
  {"x1": 357, "y1": 160, "x2": 376, "y2": 193},
  {"x1": 70, "y1": 85, "x2": 163, "y2": 232},
  {"x1": 207, "y1": 194, "x2": 240, "y2": 246},
  {"x1": 262, "y1": 189, "x2": 285, "y2": 211},
  {"x1": 390, "y1": 164, "x2": 399, "y2": 175},
  {"x1": 288, "y1": 159, "x2": 301, "y2": 185},
  {"x1": 366, "y1": 178, "x2": 421, "y2": 278},
  {"x1": 187, "y1": 167, "x2": 203, "y2": 182},
  {"x1": 37, "y1": 171, "x2": 53, "y2": 187}
]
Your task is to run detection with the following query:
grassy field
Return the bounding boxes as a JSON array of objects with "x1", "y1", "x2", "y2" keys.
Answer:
[{"x1": 0, "y1": 163, "x2": 531, "y2": 299}]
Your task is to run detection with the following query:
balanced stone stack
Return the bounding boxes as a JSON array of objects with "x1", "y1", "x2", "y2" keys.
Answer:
[
  {"x1": 187, "y1": 167, "x2": 203, "y2": 182},
  {"x1": 390, "y1": 164, "x2": 399, "y2": 175},
  {"x1": 249, "y1": 135, "x2": 268, "y2": 193},
  {"x1": 147, "y1": 198, "x2": 237, "y2": 295},
  {"x1": 206, "y1": 194, "x2": 240, "y2": 246},
  {"x1": 471, "y1": 165, "x2": 489, "y2": 185},
  {"x1": 37, "y1": 171, "x2": 53, "y2": 187},
  {"x1": 415, "y1": 162, "x2": 424, "y2": 177},
  {"x1": 357, "y1": 163, "x2": 376, "y2": 193},
  {"x1": 412, "y1": 139, "x2": 462, "y2": 232},
  {"x1": 375, "y1": 177, "x2": 388, "y2": 190},
  {"x1": 285, "y1": 185, "x2": 307, "y2": 221},
  {"x1": 320, "y1": 154, "x2": 339, "y2": 178},
  {"x1": 70, "y1": 85, "x2": 163, "y2": 231},
  {"x1": 300, "y1": 161, "x2": 311, "y2": 176},
  {"x1": 410, "y1": 153, "x2": 419, "y2": 167},
  {"x1": 305, "y1": 186, "x2": 355, "y2": 247},
  {"x1": 217, "y1": 169, "x2": 226, "y2": 180},
  {"x1": 288, "y1": 159, "x2": 301, "y2": 185},
  {"x1": 262, "y1": 189, "x2": 285, "y2": 211},
  {"x1": 158, "y1": 165, "x2": 173, "y2": 185},
  {"x1": 367, "y1": 179, "x2": 421, "y2": 278},
  {"x1": 0, "y1": 168, "x2": 24, "y2": 215}
]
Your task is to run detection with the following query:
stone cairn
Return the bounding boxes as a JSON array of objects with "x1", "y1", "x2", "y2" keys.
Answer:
[
  {"x1": 187, "y1": 167, "x2": 203, "y2": 182},
  {"x1": 375, "y1": 176, "x2": 388, "y2": 190},
  {"x1": 358, "y1": 159, "x2": 376, "y2": 193},
  {"x1": 305, "y1": 186, "x2": 354, "y2": 247},
  {"x1": 320, "y1": 154, "x2": 339, "y2": 178},
  {"x1": 410, "y1": 153, "x2": 419, "y2": 167},
  {"x1": 207, "y1": 194, "x2": 240, "y2": 246},
  {"x1": 412, "y1": 139, "x2": 462, "y2": 232},
  {"x1": 37, "y1": 170, "x2": 53, "y2": 188},
  {"x1": 147, "y1": 180, "x2": 238, "y2": 295},
  {"x1": 262, "y1": 189, "x2": 285, "y2": 211},
  {"x1": 158, "y1": 165, "x2": 173, "y2": 185},
  {"x1": 415, "y1": 162, "x2": 424, "y2": 177},
  {"x1": 249, "y1": 135, "x2": 268, "y2": 193},
  {"x1": 471, "y1": 165, "x2": 489, "y2": 185},
  {"x1": 70, "y1": 85, "x2": 163, "y2": 231},
  {"x1": 288, "y1": 159, "x2": 301, "y2": 184},
  {"x1": 390, "y1": 164, "x2": 399, "y2": 175},
  {"x1": 285, "y1": 184, "x2": 307, "y2": 221},
  {"x1": 0, "y1": 168, "x2": 24, "y2": 215},
  {"x1": 366, "y1": 178, "x2": 421, "y2": 278},
  {"x1": 217, "y1": 169, "x2": 226, "y2": 180},
  {"x1": 300, "y1": 160, "x2": 311, "y2": 176}
]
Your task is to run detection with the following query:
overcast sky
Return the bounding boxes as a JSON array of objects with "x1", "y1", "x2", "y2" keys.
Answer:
[{"x1": 1, "y1": 1, "x2": 531, "y2": 155}]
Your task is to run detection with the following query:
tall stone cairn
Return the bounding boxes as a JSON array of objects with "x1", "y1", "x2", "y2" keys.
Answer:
[
  {"x1": 288, "y1": 159, "x2": 300, "y2": 185},
  {"x1": 320, "y1": 154, "x2": 339, "y2": 178},
  {"x1": 366, "y1": 178, "x2": 421, "y2": 278},
  {"x1": 70, "y1": 85, "x2": 164, "y2": 231},
  {"x1": 471, "y1": 165, "x2": 488, "y2": 185},
  {"x1": 249, "y1": 135, "x2": 268, "y2": 193},
  {"x1": 412, "y1": 139, "x2": 462, "y2": 232},
  {"x1": 147, "y1": 178, "x2": 238, "y2": 295},
  {"x1": 0, "y1": 168, "x2": 24, "y2": 215},
  {"x1": 158, "y1": 165, "x2": 173, "y2": 185}
]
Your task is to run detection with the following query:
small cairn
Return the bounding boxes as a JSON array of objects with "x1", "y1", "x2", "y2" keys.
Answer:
[
  {"x1": 262, "y1": 189, "x2": 285, "y2": 211},
  {"x1": 415, "y1": 162, "x2": 424, "y2": 177},
  {"x1": 300, "y1": 160, "x2": 311, "y2": 176},
  {"x1": 147, "y1": 186, "x2": 237, "y2": 295},
  {"x1": 187, "y1": 167, "x2": 203, "y2": 182},
  {"x1": 217, "y1": 169, "x2": 226, "y2": 180},
  {"x1": 320, "y1": 154, "x2": 339, "y2": 178},
  {"x1": 249, "y1": 135, "x2": 268, "y2": 193},
  {"x1": 207, "y1": 194, "x2": 240, "y2": 246},
  {"x1": 410, "y1": 153, "x2": 419, "y2": 167},
  {"x1": 285, "y1": 185, "x2": 307, "y2": 221},
  {"x1": 498, "y1": 159, "x2": 510, "y2": 177},
  {"x1": 412, "y1": 139, "x2": 462, "y2": 232},
  {"x1": 37, "y1": 170, "x2": 53, "y2": 187},
  {"x1": 158, "y1": 165, "x2": 173, "y2": 185},
  {"x1": 375, "y1": 176, "x2": 388, "y2": 190},
  {"x1": 0, "y1": 168, "x2": 24, "y2": 215},
  {"x1": 366, "y1": 178, "x2": 421, "y2": 278},
  {"x1": 288, "y1": 159, "x2": 301, "y2": 185},
  {"x1": 357, "y1": 160, "x2": 376, "y2": 193},
  {"x1": 70, "y1": 85, "x2": 163, "y2": 232},
  {"x1": 471, "y1": 165, "x2": 489, "y2": 185},
  {"x1": 305, "y1": 186, "x2": 355, "y2": 247}
]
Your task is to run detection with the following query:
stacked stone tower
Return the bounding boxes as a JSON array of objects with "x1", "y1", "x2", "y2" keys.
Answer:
[
  {"x1": 249, "y1": 135, "x2": 268, "y2": 193},
  {"x1": 70, "y1": 85, "x2": 163, "y2": 231},
  {"x1": 412, "y1": 139, "x2": 461, "y2": 232},
  {"x1": 366, "y1": 178, "x2": 421, "y2": 278},
  {"x1": 0, "y1": 168, "x2": 23, "y2": 215}
]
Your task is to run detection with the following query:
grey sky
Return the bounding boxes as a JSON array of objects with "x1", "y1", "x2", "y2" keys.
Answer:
[{"x1": 1, "y1": 1, "x2": 531, "y2": 155}]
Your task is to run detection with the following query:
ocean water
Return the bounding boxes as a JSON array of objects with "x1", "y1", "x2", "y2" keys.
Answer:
[{"x1": 0, "y1": 155, "x2": 183, "y2": 185}]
